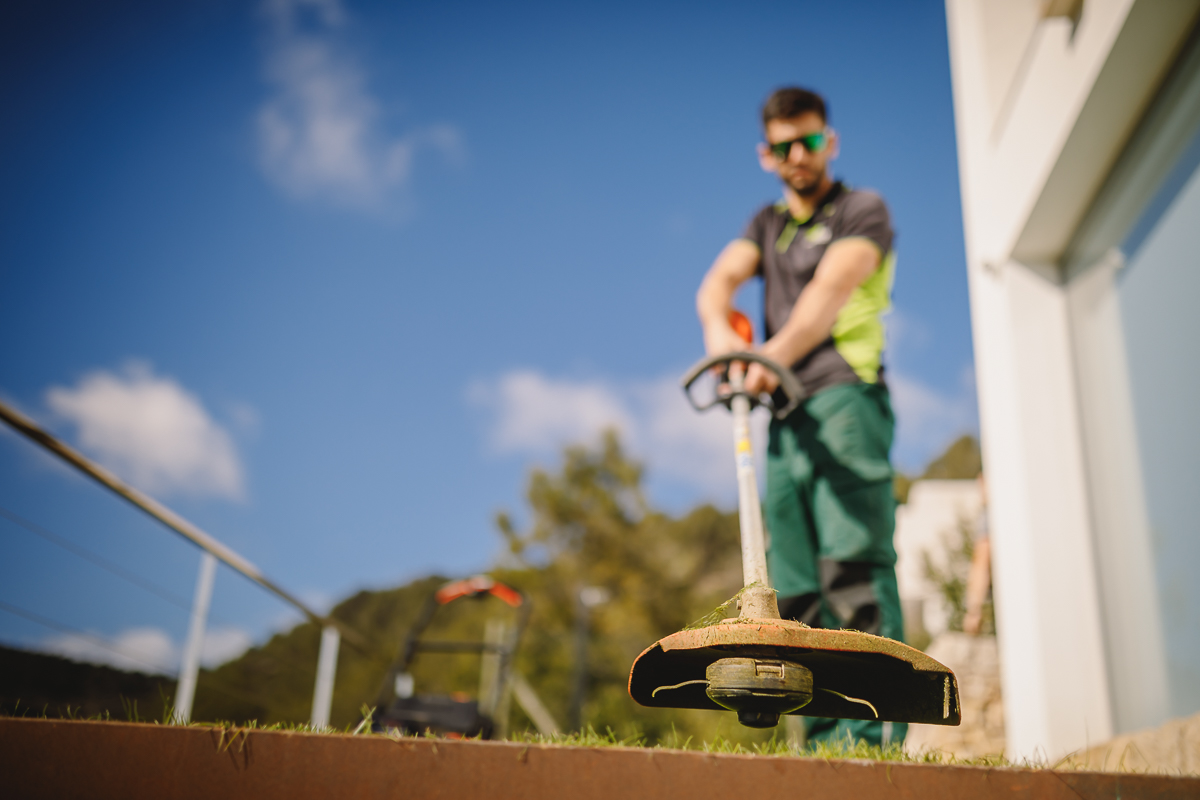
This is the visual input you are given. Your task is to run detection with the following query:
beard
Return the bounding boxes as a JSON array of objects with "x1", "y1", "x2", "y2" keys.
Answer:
[{"x1": 786, "y1": 167, "x2": 826, "y2": 197}]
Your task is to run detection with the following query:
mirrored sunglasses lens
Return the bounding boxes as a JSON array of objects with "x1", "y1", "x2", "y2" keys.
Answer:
[
  {"x1": 770, "y1": 141, "x2": 792, "y2": 159},
  {"x1": 801, "y1": 133, "x2": 826, "y2": 152}
]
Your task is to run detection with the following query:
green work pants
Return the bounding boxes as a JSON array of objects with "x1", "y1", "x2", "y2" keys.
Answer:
[{"x1": 764, "y1": 381, "x2": 906, "y2": 748}]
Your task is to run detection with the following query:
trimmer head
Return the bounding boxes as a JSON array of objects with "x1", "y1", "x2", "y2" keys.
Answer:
[
  {"x1": 704, "y1": 656, "x2": 814, "y2": 728},
  {"x1": 629, "y1": 617, "x2": 961, "y2": 728}
]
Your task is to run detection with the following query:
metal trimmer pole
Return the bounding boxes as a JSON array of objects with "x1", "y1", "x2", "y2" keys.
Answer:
[{"x1": 728, "y1": 370, "x2": 779, "y2": 620}]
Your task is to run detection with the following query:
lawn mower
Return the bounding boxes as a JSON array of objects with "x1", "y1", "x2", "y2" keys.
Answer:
[{"x1": 373, "y1": 575, "x2": 530, "y2": 738}]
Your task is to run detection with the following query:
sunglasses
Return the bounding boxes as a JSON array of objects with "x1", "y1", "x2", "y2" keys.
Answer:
[{"x1": 767, "y1": 130, "x2": 830, "y2": 160}]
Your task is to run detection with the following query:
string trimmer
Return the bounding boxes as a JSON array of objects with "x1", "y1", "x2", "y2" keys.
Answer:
[{"x1": 628, "y1": 312, "x2": 961, "y2": 730}]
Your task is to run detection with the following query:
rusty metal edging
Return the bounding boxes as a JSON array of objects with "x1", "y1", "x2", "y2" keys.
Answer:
[{"x1": 2, "y1": 717, "x2": 1196, "y2": 800}]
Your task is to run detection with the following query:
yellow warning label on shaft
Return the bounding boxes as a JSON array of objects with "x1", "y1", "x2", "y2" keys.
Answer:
[{"x1": 736, "y1": 439, "x2": 751, "y2": 454}]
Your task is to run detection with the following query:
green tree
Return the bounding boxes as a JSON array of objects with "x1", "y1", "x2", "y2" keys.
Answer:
[
  {"x1": 495, "y1": 430, "x2": 748, "y2": 742},
  {"x1": 921, "y1": 436, "x2": 982, "y2": 481},
  {"x1": 895, "y1": 435, "x2": 982, "y2": 504},
  {"x1": 922, "y1": 517, "x2": 994, "y2": 635}
]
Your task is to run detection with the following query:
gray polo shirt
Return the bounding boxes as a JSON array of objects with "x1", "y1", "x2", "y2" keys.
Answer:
[{"x1": 740, "y1": 181, "x2": 896, "y2": 396}]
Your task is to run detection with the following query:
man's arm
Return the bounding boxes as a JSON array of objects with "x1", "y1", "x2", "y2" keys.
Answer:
[
  {"x1": 696, "y1": 239, "x2": 761, "y2": 356},
  {"x1": 745, "y1": 238, "x2": 881, "y2": 394},
  {"x1": 962, "y1": 537, "x2": 992, "y2": 635}
]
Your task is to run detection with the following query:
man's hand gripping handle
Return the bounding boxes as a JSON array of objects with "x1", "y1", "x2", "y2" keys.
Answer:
[{"x1": 680, "y1": 352, "x2": 805, "y2": 419}]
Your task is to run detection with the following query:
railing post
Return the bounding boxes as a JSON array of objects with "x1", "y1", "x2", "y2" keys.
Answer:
[
  {"x1": 310, "y1": 625, "x2": 340, "y2": 729},
  {"x1": 174, "y1": 551, "x2": 218, "y2": 724}
]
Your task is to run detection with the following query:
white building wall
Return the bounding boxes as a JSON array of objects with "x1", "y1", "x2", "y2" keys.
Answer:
[
  {"x1": 945, "y1": 0, "x2": 1197, "y2": 759},
  {"x1": 894, "y1": 480, "x2": 983, "y2": 638}
]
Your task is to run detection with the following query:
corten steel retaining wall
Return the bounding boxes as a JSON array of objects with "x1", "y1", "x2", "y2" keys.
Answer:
[{"x1": 2, "y1": 718, "x2": 1197, "y2": 800}]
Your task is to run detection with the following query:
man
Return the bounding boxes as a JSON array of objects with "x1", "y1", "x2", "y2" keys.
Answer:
[{"x1": 696, "y1": 87, "x2": 904, "y2": 747}]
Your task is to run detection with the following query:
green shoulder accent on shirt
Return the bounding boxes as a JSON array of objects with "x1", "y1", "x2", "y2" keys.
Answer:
[
  {"x1": 831, "y1": 250, "x2": 895, "y2": 384},
  {"x1": 772, "y1": 198, "x2": 827, "y2": 253},
  {"x1": 776, "y1": 218, "x2": 801, "y2": 253}
]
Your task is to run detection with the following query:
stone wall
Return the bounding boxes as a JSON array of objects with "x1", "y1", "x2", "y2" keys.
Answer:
[
  {"x1": 905, "y1": 632, "x2": 1005, "y2": 758},
  {"x1": 1066, "y1": 711, "x2": 1200, "y2": 775}
]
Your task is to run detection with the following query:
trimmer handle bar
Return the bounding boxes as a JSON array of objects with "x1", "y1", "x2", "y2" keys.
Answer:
[{"x1": 681, "y1": 352, "x2": 805, "y2": 420}]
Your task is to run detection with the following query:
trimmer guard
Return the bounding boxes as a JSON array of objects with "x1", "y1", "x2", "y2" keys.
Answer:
[{"x1": 628, "y1": 619, "x2": 961, "y2": 725}]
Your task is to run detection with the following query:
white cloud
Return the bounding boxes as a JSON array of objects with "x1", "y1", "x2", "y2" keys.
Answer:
[
  {"x1": 269, "y1": 589, "x2": 336, "y2": 632},
  {"x1": 472, "y1": 371, "x2": 635, "y2": 454},
  {"x1": 199, "y1": 627, "x2": 255, "y2": 666},
  {"x1": 471, "y1": 369, "x2": 768, "y2": 498},
  {"x1": 41, "y1": 625, "x2": 254, "y2": 675},
  {"x1": 42, "y1": 627, "x2": 177, "y2": 674},
  {"x1": 475, "y1": 364, "x2": 980, "y2": 495},
  {"x1": 257, "y1": 0, "x2": 464, "y2": 209},
  {"x1": 46, "y1": 364, "x2": 246, "y2": 501},
  {"x1": 884, "y1": 309, "x2": 980, "y2": 471},
  {"x1": 631, "y1": 375, "x2": 763, "y2": 493},
  {"x1": 885, "y1": 307, "x2": 933, "y2": 354},
  {"x1": 888, "y1": 366, "x2": 979, "y2": 472},
  {"x1": 299, "y1": 588, "x2": 335, "y2": 616}
]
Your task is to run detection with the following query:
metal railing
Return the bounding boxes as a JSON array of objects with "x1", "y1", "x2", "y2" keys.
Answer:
[{"x1": 0, "y1": 398, "x2": 363, "y2": 727}]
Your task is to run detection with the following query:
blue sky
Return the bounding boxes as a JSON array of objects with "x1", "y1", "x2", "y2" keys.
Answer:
[{"x1": 0, "y1": 0, "x2": 976, "y2": 673}]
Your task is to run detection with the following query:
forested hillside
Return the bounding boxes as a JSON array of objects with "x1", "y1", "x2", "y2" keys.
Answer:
[{"x1": 0, "y1": 644, "x2": 174, "y2": 720}]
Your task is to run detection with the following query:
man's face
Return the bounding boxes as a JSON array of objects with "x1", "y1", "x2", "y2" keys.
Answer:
[{"x1": 759, "y1": 112, "x2": 836, "y2": 197}]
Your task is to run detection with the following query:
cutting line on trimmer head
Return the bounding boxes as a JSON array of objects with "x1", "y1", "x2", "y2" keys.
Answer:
[{"x1": 628, "y1": 311, "x2": 961, "y2": 730}]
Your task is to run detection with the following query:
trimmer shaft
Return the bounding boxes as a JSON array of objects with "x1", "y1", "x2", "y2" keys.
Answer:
[{"x1": 705, "y1": 657, "x2": 813, "y2": 728}]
